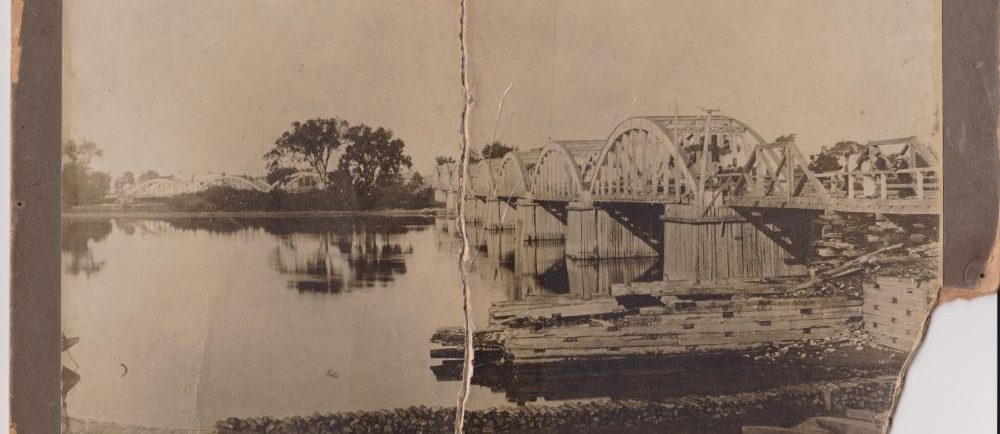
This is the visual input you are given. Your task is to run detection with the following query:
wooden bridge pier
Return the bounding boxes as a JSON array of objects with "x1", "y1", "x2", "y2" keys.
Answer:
[
  {"x1": 462, "y1": 196, "x2": 486, "y2": 224},
  {"x1": 444, "y1": 191, "x2": 459, "y2": 214},
  {"x1": 433, "y1": 189, "x2": 459, "y2": 214},
  {"x1": 485, "y1": 197, "x2": 518, "y2": 231},
  {"x1": 514, "y1": 199, "x2": 569, "y2": 243},
  {"x1": 566, "y1": 257, "x2": 660, "y2": 300},
  {"x1": 661, "y1": 201, "x2": 815, "y2": 282},
  {"x1": 565, "y1": 199, "x2": 661, "y2": 260}
]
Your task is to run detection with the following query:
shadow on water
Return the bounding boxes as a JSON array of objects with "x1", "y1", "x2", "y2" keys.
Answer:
[{"x1": 436, "y1": 353, "x2": 894, "y2": 406}]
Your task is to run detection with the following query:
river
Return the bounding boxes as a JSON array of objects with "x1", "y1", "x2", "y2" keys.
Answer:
[{"x1": 61, "y1": 215, "x2": 663, "y2": 430}]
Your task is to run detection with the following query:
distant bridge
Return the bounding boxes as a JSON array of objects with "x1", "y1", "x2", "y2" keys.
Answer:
[
  {"x1": 119, "y1": 172, "x2": 326, "y2": 201},
  {"x1": 433, "y1": 112, "x2": 940, "y2": 282}
]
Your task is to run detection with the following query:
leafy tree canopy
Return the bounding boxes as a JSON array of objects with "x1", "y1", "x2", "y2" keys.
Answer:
[
  {"x1": 467, "y1": 150, "x2": 482, "y2": 164},
  {"x1": 481, "y1": 141, "x2": 515, "y2": 159},
  {"x1": 62, "y1": 139, "x2": 103, "y2": 166},
  {"x1": 435, "y1": 156, "x2": 456, "y2": 165},
  {"x1": 115, "y1": 172, "x2": 136, "y2": 192},
  {"x1": 265, "y1": 166, "x2": 299, "y2": 186},
  {"x1": 338, "y1": 124, "x2": 413, "y2": 205},
  {"x1": 62, "y1": 140, "x2": 111, "y2": 207},
  {"x1": 265, "y1": 118, "x2": 350, "y2": 186}
]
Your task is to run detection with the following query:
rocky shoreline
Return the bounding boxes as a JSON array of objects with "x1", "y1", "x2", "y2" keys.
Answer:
[{"x1": 215, "y1": 376, "x2": 896, "y2": 434}]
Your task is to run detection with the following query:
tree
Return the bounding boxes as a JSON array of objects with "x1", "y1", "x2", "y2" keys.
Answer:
[
  {"x1": 808, "y1": 140, "x2": 865, "y2": 172},
  {"x1": 467, "y1": 150, "x2": 482, "y2": 164},
  {"x1": 265, "y1": 118, "x2": 350, "y2": 187},
  {"x1": 435, "y1": 156, "x2": 455, "y2": 165},
  {"x1": 114, "y1": 171, "x2": 135, "y2": 192},
  {"x1": 62, "y1": 140, "x2": 111, "y2": 207},
  {"x1": 481, "y1": 141, "x2": 515, "y2": 159},
  {"x1": 338, "y1": 124, "x2": 412, "y2": 206},
  {"x1": 62, "y1": 139, "x2": 103, "y2": 166},
  {"x1": 138, "y1": 170, "x2": 161, "y2": 182},
  {"x1": 409, "y1": 171, "x2": 425, "y2": 187},
  {"x1": 265, "y1": 166, "x2": 299, "y2": 186}
]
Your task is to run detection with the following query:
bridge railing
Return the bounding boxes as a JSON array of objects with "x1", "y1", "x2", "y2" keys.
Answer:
[
  {"x1": 706, "y1": 139, "x2": 940, "y2": 213},
  {"x1": 812, "y1": 167, "x2": 939, "y2": 201},
  {"x1": 590, "y1": 172, "x2": 693, "y2": 203}
]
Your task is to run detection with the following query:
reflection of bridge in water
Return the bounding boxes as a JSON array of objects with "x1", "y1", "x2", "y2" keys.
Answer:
[
  {"x1": 433, "y1": 113, "x2": 940, "y2": 284},
  {"x1": 441, "y1": 217, "x2": 663, "y2": 303}
]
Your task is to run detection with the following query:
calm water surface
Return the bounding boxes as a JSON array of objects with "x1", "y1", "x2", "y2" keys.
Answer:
[{"x1": 62, "y1": 216, "x2": 661, "y2": 429}]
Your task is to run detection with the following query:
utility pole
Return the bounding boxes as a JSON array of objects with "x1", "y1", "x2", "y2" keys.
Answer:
[{"x1": 698, "y1": 108, "x2": 719, "y2": 204}]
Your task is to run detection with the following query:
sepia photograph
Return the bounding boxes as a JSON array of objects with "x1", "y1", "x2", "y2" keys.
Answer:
[{"x1": 58, "y1": 1, "x2": 943, "y2": 433}]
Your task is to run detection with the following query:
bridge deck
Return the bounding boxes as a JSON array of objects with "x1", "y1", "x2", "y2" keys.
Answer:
[{"x1": 723, "y1": 196, "x2": 939, "y2": 215}]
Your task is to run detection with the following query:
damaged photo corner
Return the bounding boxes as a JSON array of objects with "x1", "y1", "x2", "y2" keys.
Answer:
[{"x1": 7, "y1": 0, "x2": 998, "y2": 433}]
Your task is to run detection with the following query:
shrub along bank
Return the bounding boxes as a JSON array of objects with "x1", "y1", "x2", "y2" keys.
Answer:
[{"x1": 162, "y1": 184, "x2": 436, "y2": 213}]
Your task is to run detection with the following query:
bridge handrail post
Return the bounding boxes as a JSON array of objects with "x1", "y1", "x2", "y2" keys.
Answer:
[{"x1": 915, "y1": 170, "x2": 925, "y2": 199}]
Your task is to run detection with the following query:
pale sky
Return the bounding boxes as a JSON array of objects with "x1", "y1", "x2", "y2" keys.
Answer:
[{"x1": 64, "y1": 0, "x2": 939, "y2": 179}]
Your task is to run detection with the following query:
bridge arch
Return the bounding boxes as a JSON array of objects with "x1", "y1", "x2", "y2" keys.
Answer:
[
  {"x1": 494, "y1": 151, "x2": 540, "y2": 198},
  {"x1": 197, "y1": 174, "x2": 271, "y2": 192},
  {"x1": 123, "y1": 177, "x2": 192, "y2": 199},
  {"x1": 469, "y1": 159, "x2": 499, "y2": 197},
  {"x1": 588, "y1": 115, "x2": 767, "y2": 202},
  {"x1": 528, "y1": 140, "x2": 604, "y2": 201},
  {"x1": 433, "y1": 163, "x2": 457, "y2": 192},
  {"x1": 274, "y1": 172, "x2": 325, "y2": 192}
]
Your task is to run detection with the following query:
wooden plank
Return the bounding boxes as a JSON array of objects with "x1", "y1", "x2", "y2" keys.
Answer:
[
  {"x1": 508, "y1": 316, "x2": 858, "y2": 344},
  {"x1": 508, "y1": 341, "x2": 766, "y2": 362},
  {"x1": 630, "y1": 307, "x2": 861, "y2": 327},
  {"x1": 507, "y1": 326, "x2": 847, "y2": 353},
  {"x1": 490, "y1": 299, "x2": 623, "y2": 323},
  {"x1": 613, "y1": 280, "x2": 798, "y2": 297},
  {"x1": 660, "y1": 295, "x2": 861, "y2": 313}
]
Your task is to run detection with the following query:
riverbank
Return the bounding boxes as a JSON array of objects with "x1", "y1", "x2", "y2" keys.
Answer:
[{"x1": 62, "y1": 207, "x2": 447, "y2": 219}]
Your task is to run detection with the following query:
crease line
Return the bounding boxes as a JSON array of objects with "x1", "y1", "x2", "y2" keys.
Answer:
[{"x1": 454, "y1": 0, "x2": 474, "y2": 432}]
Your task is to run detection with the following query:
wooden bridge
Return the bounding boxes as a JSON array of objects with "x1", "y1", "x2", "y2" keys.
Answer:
[{"x1": 433, "y1": 113, "x2": 940, "y2": 282}]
